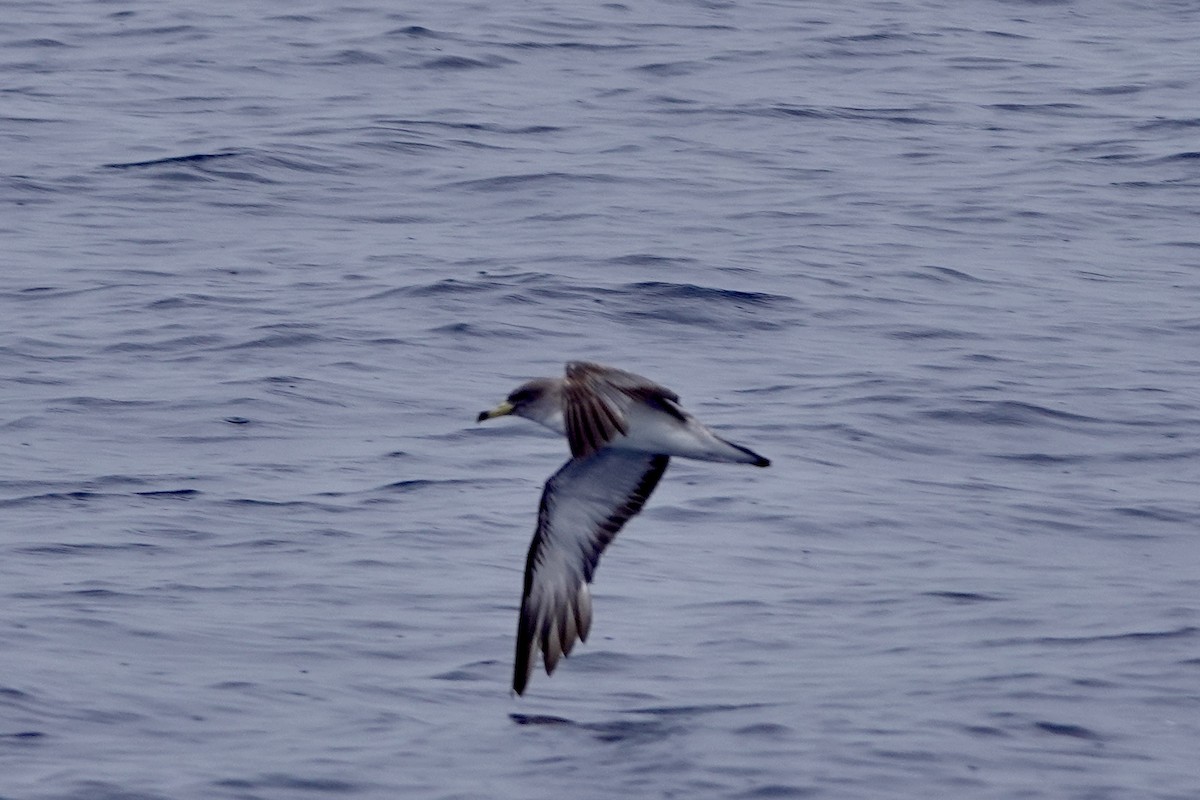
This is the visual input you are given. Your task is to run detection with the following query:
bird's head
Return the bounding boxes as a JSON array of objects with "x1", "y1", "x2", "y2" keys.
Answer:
[{"x1": 477, "y1": 378, "x2": 561, "y2": 425}]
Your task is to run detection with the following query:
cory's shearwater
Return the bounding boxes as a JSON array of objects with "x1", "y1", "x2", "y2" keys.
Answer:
[{"x1": 478, "y1": 361, "x2": 769, "y2": 695}]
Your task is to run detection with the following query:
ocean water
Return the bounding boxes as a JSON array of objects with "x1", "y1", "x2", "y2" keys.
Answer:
[{"x1": 3, "y1": 1, "x2": 1200, "y2": 798}]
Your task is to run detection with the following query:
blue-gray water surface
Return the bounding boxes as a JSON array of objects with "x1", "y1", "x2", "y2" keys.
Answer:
[{"x1": 3, "y1": 1, "x2": 1199, "y2": 798}]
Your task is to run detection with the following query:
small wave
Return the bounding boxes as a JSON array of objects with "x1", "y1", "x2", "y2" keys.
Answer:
[
  {"x1": 397, "y1": 278, "x2": 501, "y2": 298},
  {"x1": 321, "y1": 48, "x2": 387, "y2": 66},
  {"x1": 888, "y1": 327, "x2": 983, "y2": 341},
  {"x1": 11, "y1": 38, "x2": 70, "y2": 48},
  {"x1": 16, "y1": 542, "x2": 158, "y2": 555},
  {"x1": 605, "y1": 253, "x2": 698, "y2": 267},
  {"x1": 988, "y1": 102, "x2": 1087, "y2": 115},
  {"x1": 1034, "y1": 721, "x2": 1104, "y2": 741},
  {"x1": 52, "y1": 396, "x2": 161, "y2": 409},
  {"x1": 387, "y1": 25, "x2": 445, "y2": 38},
  {"x1": 223, "y1": 332, "x2": 326, "y2": 350},
  {"x1": 732, "y1": 784, "x2": 820, "y2": 799},
  {"x1": 922, "y1": 400, "x2": 1101, "y2": 427},
  {"x1": 429, "y1": 321, "x2": 540, "y2": 338},
  {"x1": 510, "y1": 710, "x2": 686, "y2": 744},
  {"x1": 989, "y1": 452, "x2": 1090, "y2": 465},
  {"x1": 102, "y1": 334, "x2": 225, "y2": 353},
  {"x1": 0, "y1": 491, "x2": 101, "y2": 508},
  {"x1": 1135, "y1": 117, "x2": 1200, "y2": 132},
  {"x1": 619, "y1": 281, "x2": 788, "y2": 305},
  {"x1": 635, "y1": 60, "x2": 705, "y2": 77},
  {"x1": 420, "y1": 55, "x2": 514, "y2": 70},
  {"x1": 214, "y1": 775, "x2": 362, "y2": 793},
  {"x1": 922, "y1": 591, "x2": 1004, "y2": 603},
  {"x1": 988, "y1": 626, "x2": 1197, "y2": 648},
  {"x1": 510, "y1": 713, "x2": 573, "y2": 726},
  {"x1": 444, "y1": 171, "x2": 622, "y2": 191},
  {"x1": 104, "y1": 152, "x2": 241, "y2": 170},
  {"x1": 594, "y1": 280, "x2": 794, "y2": 332},
  {"x1": 0, "y1": 478, "x2": 200, "y2": 508},
  {"x1": 378, "y1": 117, "x2": 563, "y2": 135},
  {"x1": 1112, "y1": 505, "x2": 1194, "y2": 523}
]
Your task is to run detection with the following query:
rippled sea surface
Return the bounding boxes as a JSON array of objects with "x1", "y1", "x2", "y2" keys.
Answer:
[{"x1": 4, "y1": 1, "x2": 1200, "y2": 798}]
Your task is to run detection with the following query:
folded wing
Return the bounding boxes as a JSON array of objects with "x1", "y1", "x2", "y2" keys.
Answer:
[{"x1": 563, "y1": 361, "x2": 685, "y2": 458}]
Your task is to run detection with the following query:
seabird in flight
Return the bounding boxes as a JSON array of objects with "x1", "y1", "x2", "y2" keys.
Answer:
[{"x1": 477, "y1": 361, "x2": 770, "y2": 695}]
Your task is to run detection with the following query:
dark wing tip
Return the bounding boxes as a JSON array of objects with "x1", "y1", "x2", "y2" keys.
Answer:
[
  {"x1": 755, "y1": 455, "x2": 771, "y2": 467},
  {"x1": 513, "y1": 607, "x2": 535, "y2": 696}
]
